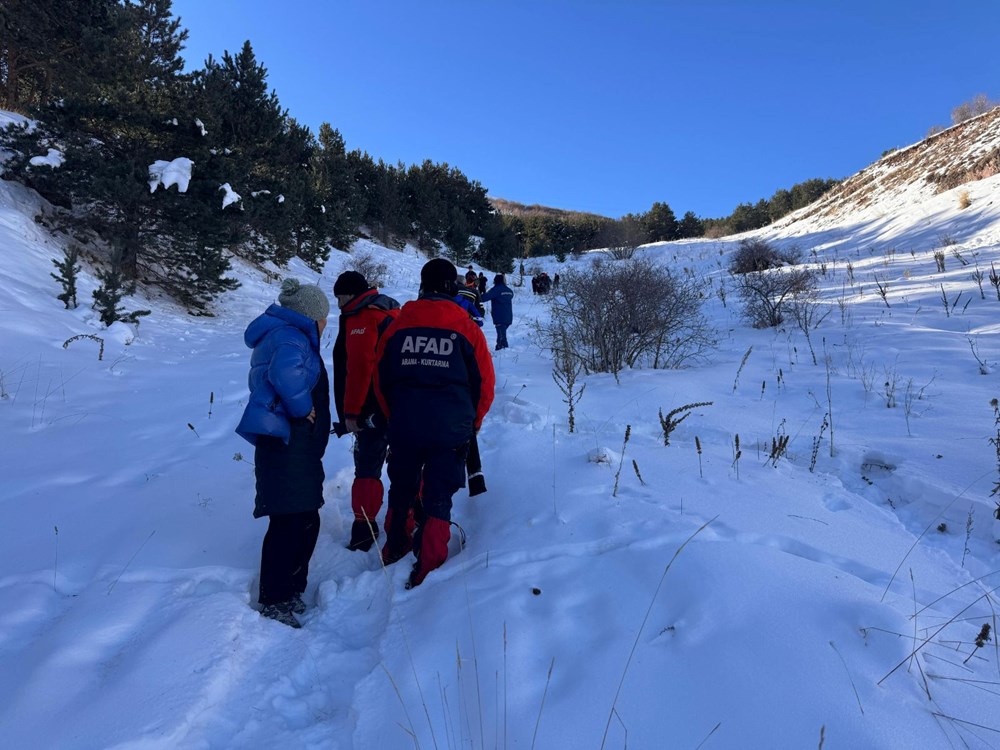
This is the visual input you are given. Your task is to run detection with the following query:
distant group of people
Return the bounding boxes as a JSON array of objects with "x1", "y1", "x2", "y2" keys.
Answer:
[
  {"x1": 236, "y1": 259, "x2": 515, "y2": 628},
  {"x1": 531, "y1": 271, "x2": 559, "y2": 294}
]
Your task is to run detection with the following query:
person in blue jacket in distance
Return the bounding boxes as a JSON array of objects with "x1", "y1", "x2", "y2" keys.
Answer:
[{"x1": 480, "y1": 273, "x2": 514, "y2": 350}]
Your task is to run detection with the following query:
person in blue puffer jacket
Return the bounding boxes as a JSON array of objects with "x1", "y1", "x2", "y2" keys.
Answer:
[{"x1": 236, "y1": 278, "x2": 331, "y2": 628}]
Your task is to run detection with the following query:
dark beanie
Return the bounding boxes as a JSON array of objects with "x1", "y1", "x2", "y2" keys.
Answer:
[
  {"x1": 333, "y1": 270, "x2": 368, "y2": 296},
  {"x1": 421, "y1": 258, "x2": 458, "y2": 294},
  {"x1": 278, "y1": 278, "x2": 330, "y2": 321},
  {"x1": 494, "y1": 273, "x2": 505, "y2": 285}
]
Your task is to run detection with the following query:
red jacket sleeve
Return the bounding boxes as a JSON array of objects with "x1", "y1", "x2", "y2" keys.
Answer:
[{"x1": 342, "y1": 310, "x2": 382, "y2": 418}]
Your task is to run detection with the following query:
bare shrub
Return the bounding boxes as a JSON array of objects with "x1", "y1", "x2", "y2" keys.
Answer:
[
  {"x1": 703, "y1": 224, "x2": 730, "y2": 239},
  {"x1": 951, "y1": 93, "x2": 998, "y2": 125},
  {"x1": 604, "y1": 244, "x2": 637, "y2": 261},
  {"x1": 958, "y1": 190, "x2": 971, "y2": 209},
  {"x1": 349, "y1": 251, "x2": 390, "y2": 288},
  {"x1": 973, "y1": 265, "x2": 986, "y2": 299},
  {"x1": 990, "y1": 263, "x2": 1000, "y2": 301},
  {"x1": 545, "y1": 258, "x2": 716, "y2": 377},
  {"x1": 730, "y1": 241, "x2": 816, "y2": 328},
  {"x1": 659, "y1": 401, "x2": 713, "y2": 446},
  {"x1": 873, "y1": 274, "x2": 891, "y2": 307},
  {"x1": 728, "y1": 238, "x2": 801, "y2": 275},
  {"x1": 552, "y1": 327, "x2": 586, "y2": 433},
  {"x1": 789, "y1": 297, "x2": 830, "y2": 365},
  {"x1": 600, "y1": 218, "x2": 644, "y2": 261}
]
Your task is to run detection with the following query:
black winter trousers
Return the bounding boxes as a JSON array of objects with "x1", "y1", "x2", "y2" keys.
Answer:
[
  {"x1": 386, "y1": 441, "x2": 467, "y2": 528},
  {"x1": 258, "y1": 509, "x2": 320, "y2": 605},
  {"x1": 354, "y1": 424, "x2": 390, "y2": 479},
  {"x1": 494, "y1": 324, "x2": 509, "y2": 349}
]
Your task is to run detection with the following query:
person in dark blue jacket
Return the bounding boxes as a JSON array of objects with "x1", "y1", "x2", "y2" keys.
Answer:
[
  {"x1": 480, "y1": 274, "x2": 515, "y2": 350},
  {"x1": 236, "y1": 278, "x2": 331, "y2": 628}
]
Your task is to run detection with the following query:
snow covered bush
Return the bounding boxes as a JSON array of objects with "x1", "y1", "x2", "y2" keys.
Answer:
[
  {"x1": 544, "y1": 257, "x2": 716, "y2": 377},
  {"x1": 729, "y1": 239, "x2": 815, "y2": 328}
]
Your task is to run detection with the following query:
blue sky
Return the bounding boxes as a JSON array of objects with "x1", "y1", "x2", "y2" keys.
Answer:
[{"x1": 171, "y1": 0, "x2": 1000, "y2": 219}]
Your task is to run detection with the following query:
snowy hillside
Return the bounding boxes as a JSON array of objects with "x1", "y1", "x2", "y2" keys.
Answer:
[
  {"x1": 3, "y1": 133, "x2": 1000, "y2": 748},
  {"x1": 783, "y1": 105, "x2": 1000, "y2": 229}
]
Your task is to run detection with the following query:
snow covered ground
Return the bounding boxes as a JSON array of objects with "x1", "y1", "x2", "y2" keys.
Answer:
[{"x1": 2, "y1": 164, "x2": 1000, "y2": 748}]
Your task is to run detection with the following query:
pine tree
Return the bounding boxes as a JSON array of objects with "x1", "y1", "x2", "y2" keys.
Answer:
[
  {"x1": 92, "y1": 251, "x2": 134, "y2": 326},
  {"x1": 407, "y1": 161, "x2": 449, "y2": 250},
  {"x1": 192, "y1": 42, "x2": 335, "y2": 271},
  {"x1": 359, "y1": 158, "x2": 408, "y2": 248},
  {"x1": 476, "y1": 215, "x2": 517, "y2": 273},
  {"x1": 0, "y1": 2, "x2": 249, "y2": 312},
  {"x1": 443, "y1": 205, "x2": 472, "y2": 265},
  {"x1": 789, "y1": 178, "x2": 838, "y2": 210},
  {"x1": 0, "y1": 0, "x2": 119, "y2": 110},
  {"x1": 728, "y1": 200, "x2": 770, "y2": 232},
  {"x1": 0, "y1": 0, "x2": 242, "y2": 307},
  {"x1": 642, "y1": 201, "x2": 678, "y2": 242},
  {"x1": 316, "y1": 123, "x2": 362, "y2": 250},
  {"x1": 197, "y1": 42, "x2": 288, "y2": 259},
  {"x1": 768, "y1": 188, "x2": 793, "y2": 221},
  {"x1": 50, "y1": 246, "x2": 81, "y2": 309},
  {"x1": 677, "y1": 211, "x2": 704, "y2": 239}
]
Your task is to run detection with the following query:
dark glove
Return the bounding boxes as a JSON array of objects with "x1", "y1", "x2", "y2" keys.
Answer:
[
  {"x1": 332, "y1": 415, "x2": 375, "y2": 437},
  {"x1": 468, "y1": 472, "x2": 487, "y2": 497},
  {"x1": 466, "y1": 432, "x2": 486, "y2": 496}
]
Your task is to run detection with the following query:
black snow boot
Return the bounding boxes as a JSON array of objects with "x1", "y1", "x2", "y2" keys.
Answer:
[
  {"x1": 347, "y1": 519, "x2": 379, "y2": 552},
  {"x1": 261, "y1": 601, "x2": 301, "y2": 629}
]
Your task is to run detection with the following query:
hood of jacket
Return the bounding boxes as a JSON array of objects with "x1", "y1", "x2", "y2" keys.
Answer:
[
  {"x1": 244, "y1": 304, "x2": 320, "y2": 350},
  {"x1": 342, "y1": 288, "x2": 400, "y2": 318}
]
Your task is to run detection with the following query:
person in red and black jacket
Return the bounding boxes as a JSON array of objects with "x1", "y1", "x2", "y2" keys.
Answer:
[
  {"x1": 375, "y1": 258, "x2": 495, "y2": 588},
  {"x1": 332, "y1": 271, "x2": 400, "y2": 552}
]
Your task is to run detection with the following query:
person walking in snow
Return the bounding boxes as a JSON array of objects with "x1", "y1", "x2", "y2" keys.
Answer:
[
  {"x1": 477, "y1": 272, "x2": 487, "y2": 295},
  {"x1": 331, "y1": 270, "x2": 400, "y2": 552},
  {"x1": 454, "y1": 270, "x2": 485, "y2": 327},
  {"x1": 236, "y1": 278, "x2": 332, "y2": 628},
  {"x1": 536, "y1": 272, "x2": 551, "y2": 294},
  {"x1": 480, "y1": 273, "x2": 514, "y2": 350},
  {"x1": 374, "y1": 258, "x2": 495, "y2": 588}
]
